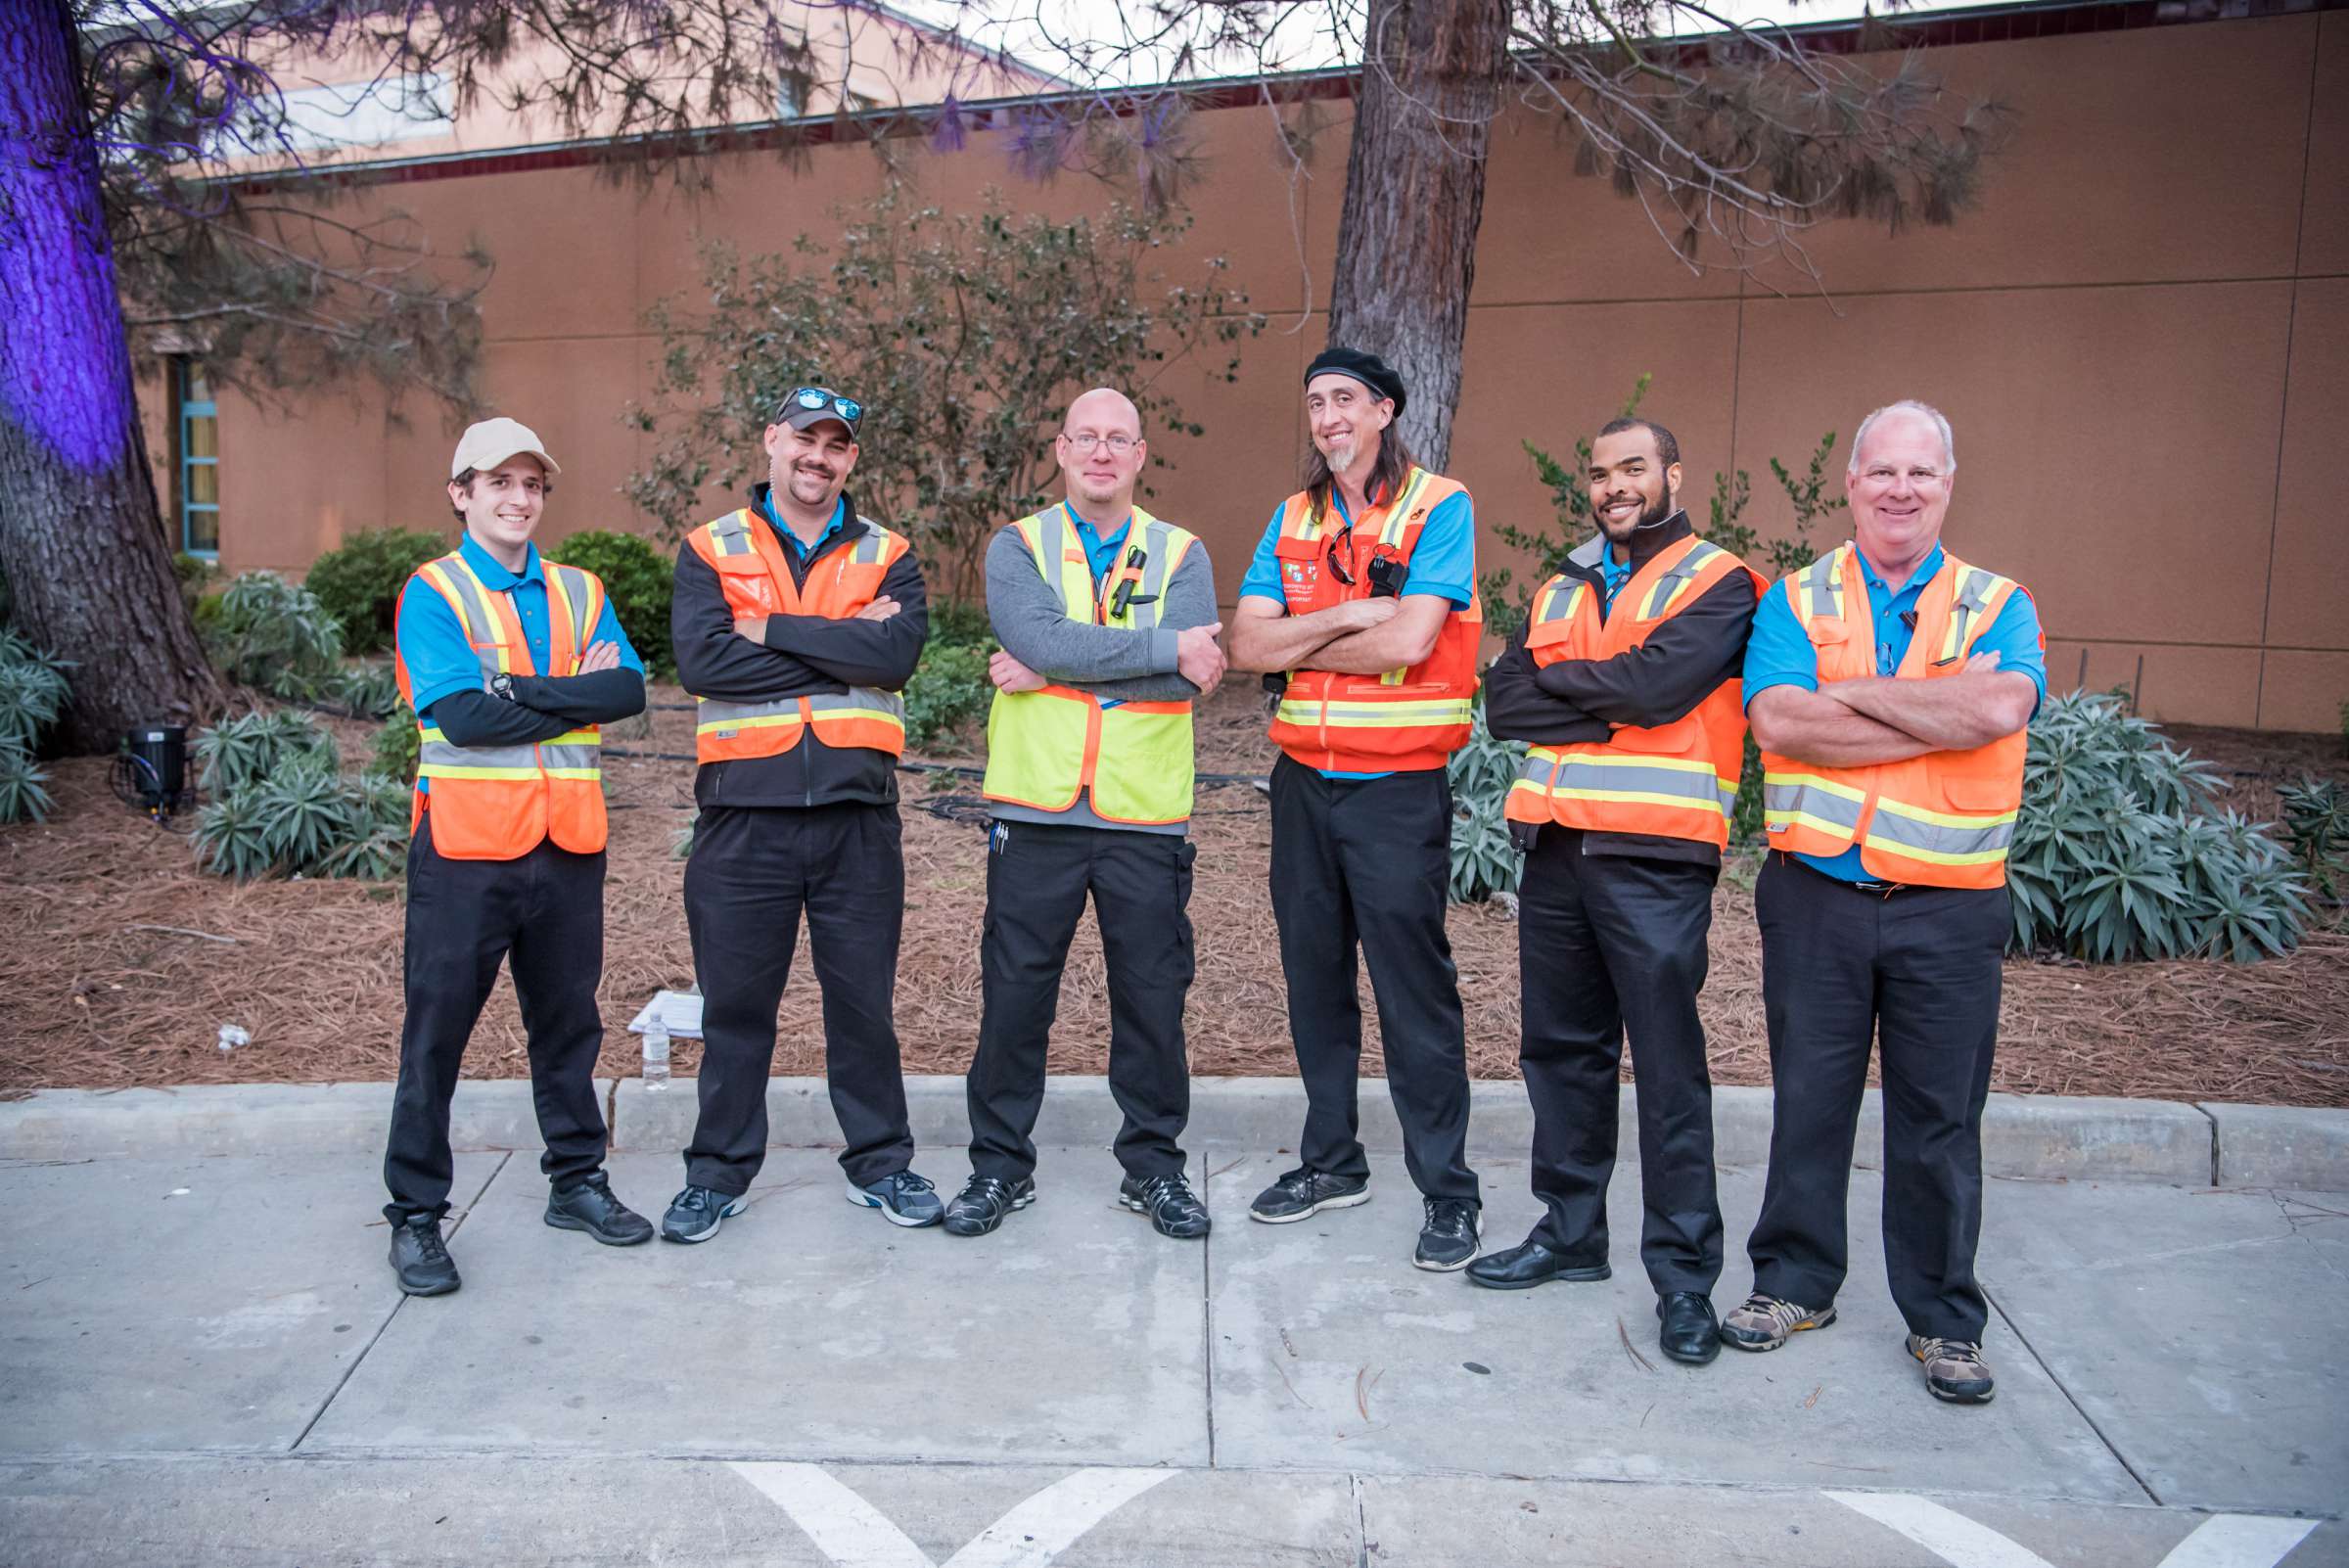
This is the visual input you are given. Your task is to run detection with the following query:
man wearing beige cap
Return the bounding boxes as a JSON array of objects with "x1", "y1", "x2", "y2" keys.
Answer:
[{"x1": 382, "y1": 418, "x2": 653, "y2": 1296}]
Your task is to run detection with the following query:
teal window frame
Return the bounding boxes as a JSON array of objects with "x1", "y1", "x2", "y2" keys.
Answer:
[{"x1": 177, "y1": 358, "x2": 219, "y2": 558}]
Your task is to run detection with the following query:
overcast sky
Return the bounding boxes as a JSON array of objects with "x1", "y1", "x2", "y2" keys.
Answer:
[{"x1": 894, "y1": 0, "x2": 1993, "y2": 89}]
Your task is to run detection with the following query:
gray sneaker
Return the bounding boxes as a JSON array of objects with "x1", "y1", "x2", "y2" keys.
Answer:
[
  {"x1": 848, "y1": 1171, "x2": 944, "y2": 1228},
  {"x1": 1720, "y1": 1293, "x2": 1837, "y2": 1351},
  {"x1": 660, "y1": 1184, "x2": 747, "y2": 1244},
  {"x1": 1909, "y1": 1335, "x2": 1996, "y2": 1404}
]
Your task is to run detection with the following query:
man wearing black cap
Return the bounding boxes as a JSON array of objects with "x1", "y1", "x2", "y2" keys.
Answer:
[
  {"x1": 1226, "y1": 347, "x2": 1488, "y2": 1272},
  {"x1": 663, "y1": 386, "x2": 940, "y2": 1243}
]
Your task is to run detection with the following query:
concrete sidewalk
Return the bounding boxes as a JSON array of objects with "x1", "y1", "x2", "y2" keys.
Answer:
[{"x1": 2, "y1": 1099, "x2": 2344, "y2": 1565}]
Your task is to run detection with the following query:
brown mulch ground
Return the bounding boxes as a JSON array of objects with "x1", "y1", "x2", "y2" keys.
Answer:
[{"x1": 3, "y1": 685, "x2": 2344, "y2": 1105}]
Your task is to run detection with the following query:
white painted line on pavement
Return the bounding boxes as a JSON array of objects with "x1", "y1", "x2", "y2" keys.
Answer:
[
  {"x1": 2154, "y1": 1514, "x2": 2322, "y2": 1568},
  {"x1": 733, "y1": 1464, "x2": 930, "y2": 1568},
  {"x1": 730, "y1": 1460, "x2": 1175, "y2": 1568},
  {"x1": 1825, "y1": 1492, "x2": 2059, "y2": 1568}
]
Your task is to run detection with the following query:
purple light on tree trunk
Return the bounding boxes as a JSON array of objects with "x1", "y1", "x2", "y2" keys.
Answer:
[{"x1": 0, "y1": 6, "x2": 141, "y2": 475}]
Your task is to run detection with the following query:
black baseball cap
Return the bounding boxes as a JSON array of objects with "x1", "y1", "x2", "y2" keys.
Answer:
[{"x1": 1305, "y1": 346, "x2": 1405, "y2": 416}]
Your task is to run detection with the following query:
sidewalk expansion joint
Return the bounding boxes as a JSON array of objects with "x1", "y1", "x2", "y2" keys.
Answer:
[
  {"x1": 287, "y1": 1150, "x2": 511, "y2": 1454},
  {"x1": 1351, "y1": 1471, "x2": 1369, "y2": 1568},
  {"x1": 2196, "y1": 1102, "x2": 2221, "y2": 1186},
  {"x1": 1983, "y1": 1280, "x2": 2162, "y2": 1507}
]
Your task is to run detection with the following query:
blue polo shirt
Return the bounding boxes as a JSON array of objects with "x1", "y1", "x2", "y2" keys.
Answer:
[
  {"x1": 1600, "y1": 540, "x2": 1633, "y2": 608},
  {"x1": 762, "y1": 492, "x2": 849, "y2": 559},
  {"x1": 393, "y1": 532, "x2": 643, "y2": 794},
  {"x1": 1742, "y1": 542, "x2": 2046, "y2": 881},
  {"x1": 1239, "y1": 485, "x2": 1477, "y2": 779},
  {"x1": 1065, "y1": 502, "x2": 1131, "y2": 584}
]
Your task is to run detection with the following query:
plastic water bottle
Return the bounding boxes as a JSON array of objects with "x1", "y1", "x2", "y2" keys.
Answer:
[{"x1": 642, "y1": 1022, "x2": 670, "y2": 1089}]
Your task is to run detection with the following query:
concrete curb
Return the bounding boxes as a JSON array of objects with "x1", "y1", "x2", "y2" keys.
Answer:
[
  {"x1": 5, "y1": 1076, "x2": 2337, "y2": 1189},
  {"x1": 2199, "y1": 1100, "x2": 2349, "y2": 1187}
]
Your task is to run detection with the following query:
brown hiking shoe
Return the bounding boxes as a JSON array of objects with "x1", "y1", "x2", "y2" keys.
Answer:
[
  {"x1": 1909, "y1": 1336, "x2": 1997, "y2": 1404},
  {"x1": 1720, "y1": 1293, "x2": 1837, "y2": 1352}
]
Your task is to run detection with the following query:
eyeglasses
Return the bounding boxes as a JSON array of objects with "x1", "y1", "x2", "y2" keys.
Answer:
[
  {"x1": 1857, "y1": 464, "x2": 1948, "y2": 487},
  {"x1": 780, "y1": 387, "x2": 863, "y2": 424},
  {"x1": 1061, "y1": 433, "x2": 1137, "y2": 455}
]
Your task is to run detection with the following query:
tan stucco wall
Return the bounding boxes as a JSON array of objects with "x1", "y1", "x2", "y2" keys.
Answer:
[{"x1": 167, "y1": 11, "x2": 2349, "y2": 732}]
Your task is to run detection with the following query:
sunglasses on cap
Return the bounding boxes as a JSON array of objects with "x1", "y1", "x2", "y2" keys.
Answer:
[{"x1": 778, "y1": 386, "x2": 864, "y2": 425}]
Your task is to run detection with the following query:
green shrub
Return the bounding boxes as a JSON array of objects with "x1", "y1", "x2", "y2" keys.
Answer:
[
  {"x1": 303, "y1": 528, "x2": 447, "y2": 656},
  {"x1": 190, "y1": 711, "x2": 409, "y2": 882},
  {"x1": 0, "y1": 630, "x2": 71, "y2": 824},
  {"x1": 2009, "y1": 691, "x2": 2308, "y2": 962},
  {"x1": 904, "y1": 637, "x2": 990, "y2": 750},
  {"x1": 927, "y1": 598, "x2": 991, "y2": 649},
  {"x1": 2279, "y1": 776, "x2": 2349, "y2": 900},
  {"x1": 204, "y1": 572, "x2": 345, "y2": 699},
  {"x1": 545, "y1": 530, "x2": 674, "y2": 677},
  {"x1": 1447, "y1": 693, "x2": 1527, "y2": 903},
  {"x1": 171, "y1": 551, "x2": 218, "y2": 612},
  {"x1": 193, "y1": 709, "x2": 338, "y2": 797},
  {"x1": 368, "y1": 701, "x2": 421, "y2": 784},
  {"x1": 324, "y1": 660, "x2": 401, "y2": 720}
]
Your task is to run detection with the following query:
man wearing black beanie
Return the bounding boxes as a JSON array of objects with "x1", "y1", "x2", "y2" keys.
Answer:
[{"x1": 1226, "y1": 346, "x2": 1486, "y2": 1272}]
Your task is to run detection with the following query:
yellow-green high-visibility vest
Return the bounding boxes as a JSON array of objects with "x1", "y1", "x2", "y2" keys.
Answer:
[{"x1": 981, "y1": 506, "x2": 1199, "y2": 826}]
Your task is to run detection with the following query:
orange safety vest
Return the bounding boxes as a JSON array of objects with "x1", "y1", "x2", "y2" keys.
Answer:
[
  {"x1": 394, "y1": 551, "x2": 609, "y2": 860},
  {"x1": 685, "y1": 508, "x2": 910, "y2": 764},
  {"x1": 1504, "y1": 534, "x2": 1765, "y2": 849},
  {"x1": 1760, "y1": 542, "x2": 2030, "y2": 889},
  {"x1": 1263, "y1": 466, "x2": 1481, "y2": 772}
]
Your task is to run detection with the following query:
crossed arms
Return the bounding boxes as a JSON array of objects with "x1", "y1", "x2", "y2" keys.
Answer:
[
  {"x1": 1225, "y1": 592, "x2": 1451, "y2": 675},
  {"x1": 1747, "y1": 654, "x2": 2038, "y2": 765}
]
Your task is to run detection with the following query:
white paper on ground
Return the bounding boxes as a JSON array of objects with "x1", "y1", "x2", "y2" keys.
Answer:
[{"x1": 626, "y1": 989, "x2": 705, "y2": 1038}]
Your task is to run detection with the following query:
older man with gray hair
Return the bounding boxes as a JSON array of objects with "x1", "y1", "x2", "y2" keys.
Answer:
[{"x1": 1720, "y1": 399, "x2": 2047, "y2": 1405}]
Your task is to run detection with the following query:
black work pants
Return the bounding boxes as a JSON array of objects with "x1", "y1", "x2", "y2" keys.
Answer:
[
  {"x1": 384, "y1": 833, "x2": 611, "y2": 1223},
  {"x1": 1746, "y1": 853, "x2": 2007, "y2": 1341},
  {"x1": 683, "y1": 804, "x2": 914, "y2": 1196},
  {"x1": 1518, "y1": 827, "x2": 1722, "y2": 1295},
  {"x1": 968, "y1": 820, "x2": 1195, "y2": 1182},
  {"x1": 1267, "y1": 756, "x2": 1477, "y2": 1202}
]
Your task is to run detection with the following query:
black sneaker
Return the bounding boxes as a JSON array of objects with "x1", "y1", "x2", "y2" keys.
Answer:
[
  {"x1": 660, "y1": 1184, "x2": 747, "y2": 1244},
  {"x1": 1413, "y1": 1198, "x2": 1483, "y2": 1271},
  {"x1": 1247, "y1": 1168, "x2": 1369, "y2": 1223},
  {"x1": 943, "y1": 1175, "x2": 1035, "y2": 1237},
  {"x1": 544, "y1": 1173, "x2": 654, "y2": 1246},
  {"x1": 1120, "y1": 1173, "x2": 1211, "y2": 1240},
  {"x1": 389, "y1": 1215, "x2": 459, "y2": 1296}
]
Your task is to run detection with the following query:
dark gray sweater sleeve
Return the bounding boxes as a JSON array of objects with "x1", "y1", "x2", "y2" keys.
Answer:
[{"x1": 986, "y1": 526, "x2": 1207, "y2": 699}]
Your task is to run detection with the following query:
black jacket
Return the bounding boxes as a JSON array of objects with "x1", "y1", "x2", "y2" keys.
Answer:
[
  {"x1": 671, "y1": 486, "x2": 929, "y2": 810},
  {"x1": 1484, "y1": 510, "x2": 1759, "y2": 865}
]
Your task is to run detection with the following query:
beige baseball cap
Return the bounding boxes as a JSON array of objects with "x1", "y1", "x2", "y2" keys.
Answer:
[{"x1": 450, "y1": 417, "x2": 561, "y2": 480}]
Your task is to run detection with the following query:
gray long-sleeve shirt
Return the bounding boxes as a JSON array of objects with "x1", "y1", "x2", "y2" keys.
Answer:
[{"x1": 983, "y1": 517, "x2": 1218, "y2": 834}]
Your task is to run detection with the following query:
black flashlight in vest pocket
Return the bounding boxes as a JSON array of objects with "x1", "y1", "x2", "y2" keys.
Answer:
[
  {"x1": 1110, "y1": 546, "x2": 1147, "y2": 618},
  {"x1": 1366, "y1": 547, "x2": 1405, "y2": 599}
]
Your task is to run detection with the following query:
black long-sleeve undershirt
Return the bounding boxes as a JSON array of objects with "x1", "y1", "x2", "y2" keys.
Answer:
[{"x1": 427, "y1": 668, "x2": 645, "y2": 748}]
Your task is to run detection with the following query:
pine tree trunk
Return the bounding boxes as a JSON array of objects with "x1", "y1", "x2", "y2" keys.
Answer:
[
  {"x1": 1326, "y1": 0, "x2": 1510, "y2": 475},
  {"x1": 0, "y1": 0, "x2": 223, "y2": 754}
]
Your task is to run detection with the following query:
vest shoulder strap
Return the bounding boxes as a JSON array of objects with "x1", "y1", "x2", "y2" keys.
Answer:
[
  {"x1": 1789, "y1": 546, "x2": 1851, "y2": 625},
  {"x1": 847, "y1": 517, "x2": 909, "y2": 568},
  {"x1": 701, "y1": 509, "x2": 758, "y2": 559}
]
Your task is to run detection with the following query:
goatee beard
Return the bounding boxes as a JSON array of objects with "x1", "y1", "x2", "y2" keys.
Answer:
[{"x1": 1605, "y1": 491, "x2": 1676, "y2": 541}]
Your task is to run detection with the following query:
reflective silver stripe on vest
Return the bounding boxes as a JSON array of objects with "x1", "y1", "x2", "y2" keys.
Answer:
[
  {"x1": 697, "y1": 688, "x2": 903, "y2": 737},
  {"x1": 1938, "y1": 566, "x2": 1999, "y2": 665},
  {"x1": 709, "y1": 511, "x2": 756, "y2": 556},
  {"x1": 1864, "y1": 802, "x2": 2016, "y2": 860},
  {"x1": 1801, "y1": 553, "x2": 1842, "y2": 622},
  {"x1": 432, "y1": 561, "x2": 500, "y2": 650},
  {"x1": 1638, "y1": 539, "x2": 1722, "y2": 619},
  {"x1": 1762, "y1": 776, "x2": 1865, "y2": 830},
  {"x1": 418, "y1": 737, "x2": 538, "y2": 773},
  {"x1": 1513, "y1": 754, "x2": 1734, "y2": 818}
]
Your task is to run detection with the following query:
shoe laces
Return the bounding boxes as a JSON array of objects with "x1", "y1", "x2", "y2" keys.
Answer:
[
  {"x1": 884, "y1": 1172, "x2": 935, "y2": 1197},
  {"x1": 405, "y1": 1221, "x2": 449, "y2": 1262},
  {"x1": 1423, "y1": 1198, "x2": 1477, "y2": 1239},
  {"x1": 1138, "y1": 1173, "x2": 1198, "y2": 1211},
  {"x1": 674, "y1": 1185, "x2": 718, "y2": 1215},
  {"x1": 1735, "y1": 1293, "x2": 1808, "y2": 1331},
  {"x1": 1914, "y1": 1336, "x2": 1986, "y2": 1369},
  {"x1": 957, "y1": 1176, "x2": 1017, "y2": 1207}
]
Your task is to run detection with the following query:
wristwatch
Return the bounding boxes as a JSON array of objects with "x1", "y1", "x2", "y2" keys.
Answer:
[{"x1": 488, "y1": 672, "x2": 516, "y2": 702}]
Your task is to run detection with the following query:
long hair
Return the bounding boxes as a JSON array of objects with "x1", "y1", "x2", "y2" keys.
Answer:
[{"x1": 1305, "y1": 425, "x2": 1418, "y2": 526}]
